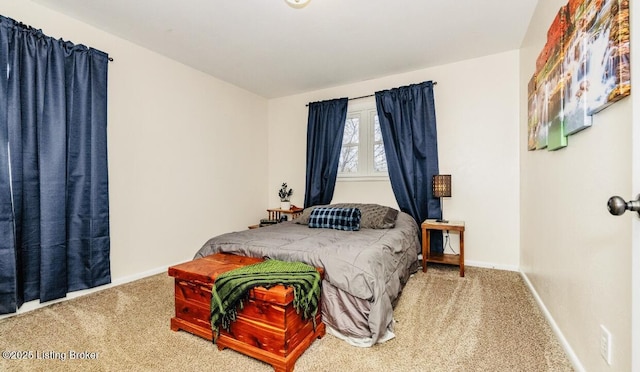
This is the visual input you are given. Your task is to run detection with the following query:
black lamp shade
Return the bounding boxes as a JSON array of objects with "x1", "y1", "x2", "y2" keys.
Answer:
[{"x1": 432, "y1": 175, "x2": 452, "y2": 198}]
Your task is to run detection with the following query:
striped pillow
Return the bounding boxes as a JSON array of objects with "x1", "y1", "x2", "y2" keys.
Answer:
[{"x1": 308, "y1": 207, "x2": 361, "y2": 231}]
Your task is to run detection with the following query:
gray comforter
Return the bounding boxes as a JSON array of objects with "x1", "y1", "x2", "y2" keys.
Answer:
[{"x1": 194, "y1": 211, "x2": 420, "y2": 346}]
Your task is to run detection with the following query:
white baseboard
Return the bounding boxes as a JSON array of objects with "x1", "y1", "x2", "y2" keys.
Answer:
[
  {"x1": 416, "y1": 255, "x2": 519, "y2": 272},
  {"x1": 464, "y1": 259, "x2": 519, "y2": 272},
  {"x1": 0, "y1": 258, "x2": 192, "y2": 321},
  {"x1": 519, "y1": 271, "x2": 585, "y2": 372}
]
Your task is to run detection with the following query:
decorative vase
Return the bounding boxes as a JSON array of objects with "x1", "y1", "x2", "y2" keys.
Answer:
[{"x1": 280, "y1": 201, "x2": 291, "y2": 211}]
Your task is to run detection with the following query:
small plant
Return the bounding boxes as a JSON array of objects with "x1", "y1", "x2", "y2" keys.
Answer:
[{"x1": 278, "y1": 182, "x2": 293, "y2": 202}]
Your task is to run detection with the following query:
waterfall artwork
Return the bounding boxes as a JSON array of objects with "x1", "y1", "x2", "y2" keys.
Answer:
[{"x1": 527, "y1": 0, "x2": 630, "y2": 151}]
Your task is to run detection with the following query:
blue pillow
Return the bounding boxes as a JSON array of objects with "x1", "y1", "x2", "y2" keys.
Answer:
[{"x1": 308, "y1": 207, "x2": 361, "y2": 231}]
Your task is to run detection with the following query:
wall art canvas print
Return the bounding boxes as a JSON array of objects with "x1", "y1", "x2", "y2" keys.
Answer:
[
  {"x1": 548, "y1": 116, "x2": 568, "y2": 150},
  {"x1": 527, "y1": 0, "x2": 630, "y2": 151},
  {"x1": 527, "y1": 75, "x2": 539, "y2": 151},
  {"x1": 562, "y1": 1, "x2": 593, "y2": 135},
  {"x1": 530, "y1": 6, "x2": 567, "y2": 151},
  {"x1": 584, "y1": 0, "x2": 630, "y2": 114}
]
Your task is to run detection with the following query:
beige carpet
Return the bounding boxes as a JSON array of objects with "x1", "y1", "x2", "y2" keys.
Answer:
[{"x1": 0, "y1": 265, "x2": 574, "y2": 372}]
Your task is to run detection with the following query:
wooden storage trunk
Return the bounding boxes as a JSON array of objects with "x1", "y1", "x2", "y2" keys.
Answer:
[{"x1": 168, "y1": 253, "x2": 325, "y2": 372}]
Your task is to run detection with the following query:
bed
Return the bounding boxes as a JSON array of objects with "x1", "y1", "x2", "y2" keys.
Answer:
[{"x1": 194, "y1": 203, "x2": 420, "y2": 347}]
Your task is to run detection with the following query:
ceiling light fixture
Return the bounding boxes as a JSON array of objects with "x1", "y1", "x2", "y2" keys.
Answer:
[{"x1": 285, "y1": 0, "x2": 311, "y2": 9}]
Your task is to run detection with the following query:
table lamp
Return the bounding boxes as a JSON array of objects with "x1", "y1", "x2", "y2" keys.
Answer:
[{"x1": 432, "y1": 174, "x2": 451, "y2": 223}]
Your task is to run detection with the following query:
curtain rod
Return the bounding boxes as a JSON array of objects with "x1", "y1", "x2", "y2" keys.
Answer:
[
  {"x1": 7, "y1": 17, "x2": 115, "y2": 62},
  {"x1": 305, "y1": 81, "x2": 437, "y2": 107}
]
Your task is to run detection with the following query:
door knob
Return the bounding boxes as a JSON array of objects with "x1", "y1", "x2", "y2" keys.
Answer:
[{"x1": 607, "y1": 195, "x2": 640, "y2": 217}]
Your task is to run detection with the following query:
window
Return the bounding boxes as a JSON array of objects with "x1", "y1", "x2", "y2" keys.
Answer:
[{"x1": 338, "y1": 102, "x2": 387, "y2": 179}]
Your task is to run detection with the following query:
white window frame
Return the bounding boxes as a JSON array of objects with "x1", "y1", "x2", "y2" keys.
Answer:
[{"x1": 337, "y1": 99, "x2": 388, "y2": 181}]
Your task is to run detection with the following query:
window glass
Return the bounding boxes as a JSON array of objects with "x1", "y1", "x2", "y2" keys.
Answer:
[{"x1": 338, "y1": 103, "x2": 387, "y2": 178}]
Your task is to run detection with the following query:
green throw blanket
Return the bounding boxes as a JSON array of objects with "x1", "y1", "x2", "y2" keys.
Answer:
[{"x1": 210, "y1": 259, "x2": 322, "y2": 342}]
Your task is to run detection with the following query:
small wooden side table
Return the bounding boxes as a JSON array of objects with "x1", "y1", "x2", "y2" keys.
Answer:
[
  {"x1": 421, "y1": 219, "x2": 465, "y2": 277},
  {"x1": 267, "y1": 207, "x2": 303, "y2": 221}
]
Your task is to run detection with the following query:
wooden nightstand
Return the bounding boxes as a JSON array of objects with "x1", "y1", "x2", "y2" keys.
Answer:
[
  {"x1": 421, "y1": 219, "x2": 465, "y2": 277},
  {"x1": 267, "y1": 207, "x2": 303, "y2": 221},
  {"x1": 249, "y1": 207, "x2": 304, "y2": 229}
]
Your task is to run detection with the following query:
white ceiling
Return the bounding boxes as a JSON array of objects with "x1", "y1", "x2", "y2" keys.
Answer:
[{"x1": 32, "y1": 0, "x2": 539, "y2": 98}]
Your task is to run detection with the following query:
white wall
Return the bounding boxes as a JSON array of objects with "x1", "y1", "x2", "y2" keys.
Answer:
[
  {"x1": 0, "y1": 2, "x2": 269, "y2": 312},
  {"x1": 268, "y1": 51, "x2": 521, "y2": 270},
  {"x1": 519, "y1": 1, "x2": 633, "y2": 370}
]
